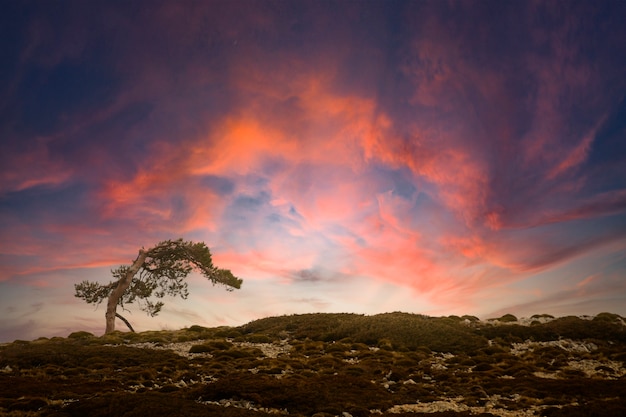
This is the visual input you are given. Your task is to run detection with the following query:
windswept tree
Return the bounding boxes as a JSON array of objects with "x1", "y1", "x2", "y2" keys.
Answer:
[{"x1": 75, "y1": 239, "x2": 242, "y2": 334}]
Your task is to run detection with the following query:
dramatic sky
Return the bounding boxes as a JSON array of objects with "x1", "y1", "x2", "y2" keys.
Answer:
[{"x1": 1, "y1": 1, "x2": 626, "y2": 342}]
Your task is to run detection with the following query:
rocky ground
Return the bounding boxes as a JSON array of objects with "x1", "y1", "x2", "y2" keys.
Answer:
[{"x1": 1, "y1": 312, "x2": 625, "y2": 416}]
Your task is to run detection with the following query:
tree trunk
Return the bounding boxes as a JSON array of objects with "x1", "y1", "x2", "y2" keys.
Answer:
[{"x1": 105, "y1": 250, "x2": 148, "y2": 334}]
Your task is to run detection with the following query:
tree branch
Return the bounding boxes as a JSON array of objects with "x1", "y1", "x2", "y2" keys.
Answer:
[{"x1": 115, "y1": 312, "x2": 136, "y2": 333}]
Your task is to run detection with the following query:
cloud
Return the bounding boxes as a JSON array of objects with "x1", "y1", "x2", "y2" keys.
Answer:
[
  {"x1": 485, "y1": 270, "x2": 626, "y2": 319},
  {"x1": 0, "y1": 319, "x2": 38, "y2": 343},
  {"x1": 537, "y1": 189, "x2": 626, "y2": 227}
]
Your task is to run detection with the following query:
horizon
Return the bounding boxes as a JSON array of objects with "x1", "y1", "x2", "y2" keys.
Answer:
[
  {"x1": 1, "y1": 1, "x2": 626, "y2": 343},
  {"x1": 2, "y1": 310, "x2": 623, "y2": 344}
]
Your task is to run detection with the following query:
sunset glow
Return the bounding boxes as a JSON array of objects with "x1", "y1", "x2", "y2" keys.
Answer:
[{"x1": 1, "y1": 1, "x2": 625, "y2": 342}]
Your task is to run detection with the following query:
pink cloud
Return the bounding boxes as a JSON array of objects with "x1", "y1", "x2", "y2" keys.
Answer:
[
  {"x1": 0, "y1": 136, "x2": 75, "y2": 195},
  {"x1": 576, "y1": 274, "x2": 599, "y2": 289},
  {"x1": 540, "y1": 189, "x2": 626, "y2": 226},
  {"x1": 547, "y1": 127, "x2": 597, "y2": 180}
]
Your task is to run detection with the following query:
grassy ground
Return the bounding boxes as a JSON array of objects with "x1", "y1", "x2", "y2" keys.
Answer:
[{"x1": 1, "y1": 312, "x2": 625, "y2": 416}]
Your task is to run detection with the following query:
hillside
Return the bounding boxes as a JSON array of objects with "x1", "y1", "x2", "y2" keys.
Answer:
[{"x1": 1, "y1": 312, "x2": 625, "y2": 416}]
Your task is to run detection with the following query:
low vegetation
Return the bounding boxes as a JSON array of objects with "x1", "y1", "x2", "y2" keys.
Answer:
[{"x1": 1, "y1": 312, "x2": 625, "y2": 416}]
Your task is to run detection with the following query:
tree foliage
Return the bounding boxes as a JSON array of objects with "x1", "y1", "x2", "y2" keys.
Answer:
[{"x1": 74, "y1": 239, "x2": 242, "y2": 332}]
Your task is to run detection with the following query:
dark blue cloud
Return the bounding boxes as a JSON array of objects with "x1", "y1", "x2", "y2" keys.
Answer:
[
  {"x1": 587, "y1": 96, "x2": 626, "y2": 175},
  {"x1": 223, "y1": 192, "x2": 272, "y2": 228},
  {"x1": 17, "y1": 60, "x2": 119, "y2": 135},
  {"x1": 0, "y1": 2, "x2": 33, "y2": 77},
  {"x1": 0, "y1": 183, "x2": 89, "y2": 226},
  {"x1": 368, "y1": 165, "x2": 417, "y2": 200},
  {"x1": 200, "y1": 175, "x2": 235, "y2": 196}
]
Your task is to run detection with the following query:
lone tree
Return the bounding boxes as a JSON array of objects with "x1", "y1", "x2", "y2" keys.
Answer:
[{"x1": 74, "y1": 238, "x2": 242, "y2": 334}]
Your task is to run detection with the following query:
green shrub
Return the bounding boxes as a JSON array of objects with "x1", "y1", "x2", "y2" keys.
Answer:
[
  {"x1": 499, "y1": 314, "x2": 518, "y2": 322},
  {"x1": 545, "y1": 316, "x2": 626, "y2": 342},
  {"x1": 219, "y1": 347, "x2": 264, "y2": 359},
  {"x1": 159, "y1": 385, "x2": 180, "y2": 393},
  {"x1": 593, "y1": 312, "x2": 622, "y2": 323},
  {"x1": 6, "y1": 397, "x2": 47, "y2": 411},
  {"x1": 98, "y1": 333, "x2": 125, "y2": 345},
  {"x1": 414, "y1": 345, "x2": 432, "y2": 354},
  {"x1": 343, "y1": 366, "x2": 366, "y2": 376},
  {"x1": 214, "y1": 328, "x2": 242, "y2": 338},
  {"x1": 241, "y1": 333, "x2": 272, "y2": 343},
  {"x1": 325, "y1": 342, "x2": 351, "y2": 353},
  {"x1": 187, "y1": 325, "x2": 209, "y2": 332},
  {"x1": 481, "y1": 345, "x2": 507, "y2": 355},
  {"x1": 121, "y1": 332, "x2": 144, "y2": 342},
  {"x1": 559, "y1": 369, "x2": 586, "y2": 378},
  {"x1": 188, "y1": 339, "x2": 233, "y2": 353},
  {"x1": 189, "y1": 344, "x2": 212, "y2": 353},
  {"x1": 208, "y1": 340, "x2": 233, "y2": 350},
  {"x1": 351, "y1": 343, "x2": 370, "y2": 351},
  {"x1": 175, "y1": 334, "x2": 193, "y2": 342},
  {"x1": 68, "y1": 331, "x2": 95, "y2": 339},
  {"x1": 239, "y1": 313, "x2": 361, "y2": 341},
  {"x1": 531, "y1": 313, "x2": 554, "y2": 319},
  {"x1": 133, "y1": 330, "x2": 173, "y2": 344},
  {"x1": 475, "y1": 323, "x2": 550, "y2": 342},
  {"x1": 303, "y1": 341, "x2": 326, "y2": 353},
  {"x1": 377, "y1": 339, "x2": 393, "y2": 350}
]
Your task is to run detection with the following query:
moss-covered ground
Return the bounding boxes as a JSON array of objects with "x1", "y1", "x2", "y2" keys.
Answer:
[{"x1": 1, "y1": 312, "x2": 625, "y2": 416}]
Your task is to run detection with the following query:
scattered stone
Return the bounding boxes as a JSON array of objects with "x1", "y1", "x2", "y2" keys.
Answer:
[
  {"x1": 510, "y1": 339, "x2": 598, "y2": 356},
  {"x1": 388, "y1": 398, "x2": 469, "y2": 413},
  {"x1": 195, "y1": 397, "x2": 288, "y2": 414},
  {"x1": 234, "y1": 340, "x2": 292, "y2": 358}
]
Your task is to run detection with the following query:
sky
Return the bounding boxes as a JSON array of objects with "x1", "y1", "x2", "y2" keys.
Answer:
[{"x1": 1, "y1": 0, "x2": 626, "y2": 342}]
